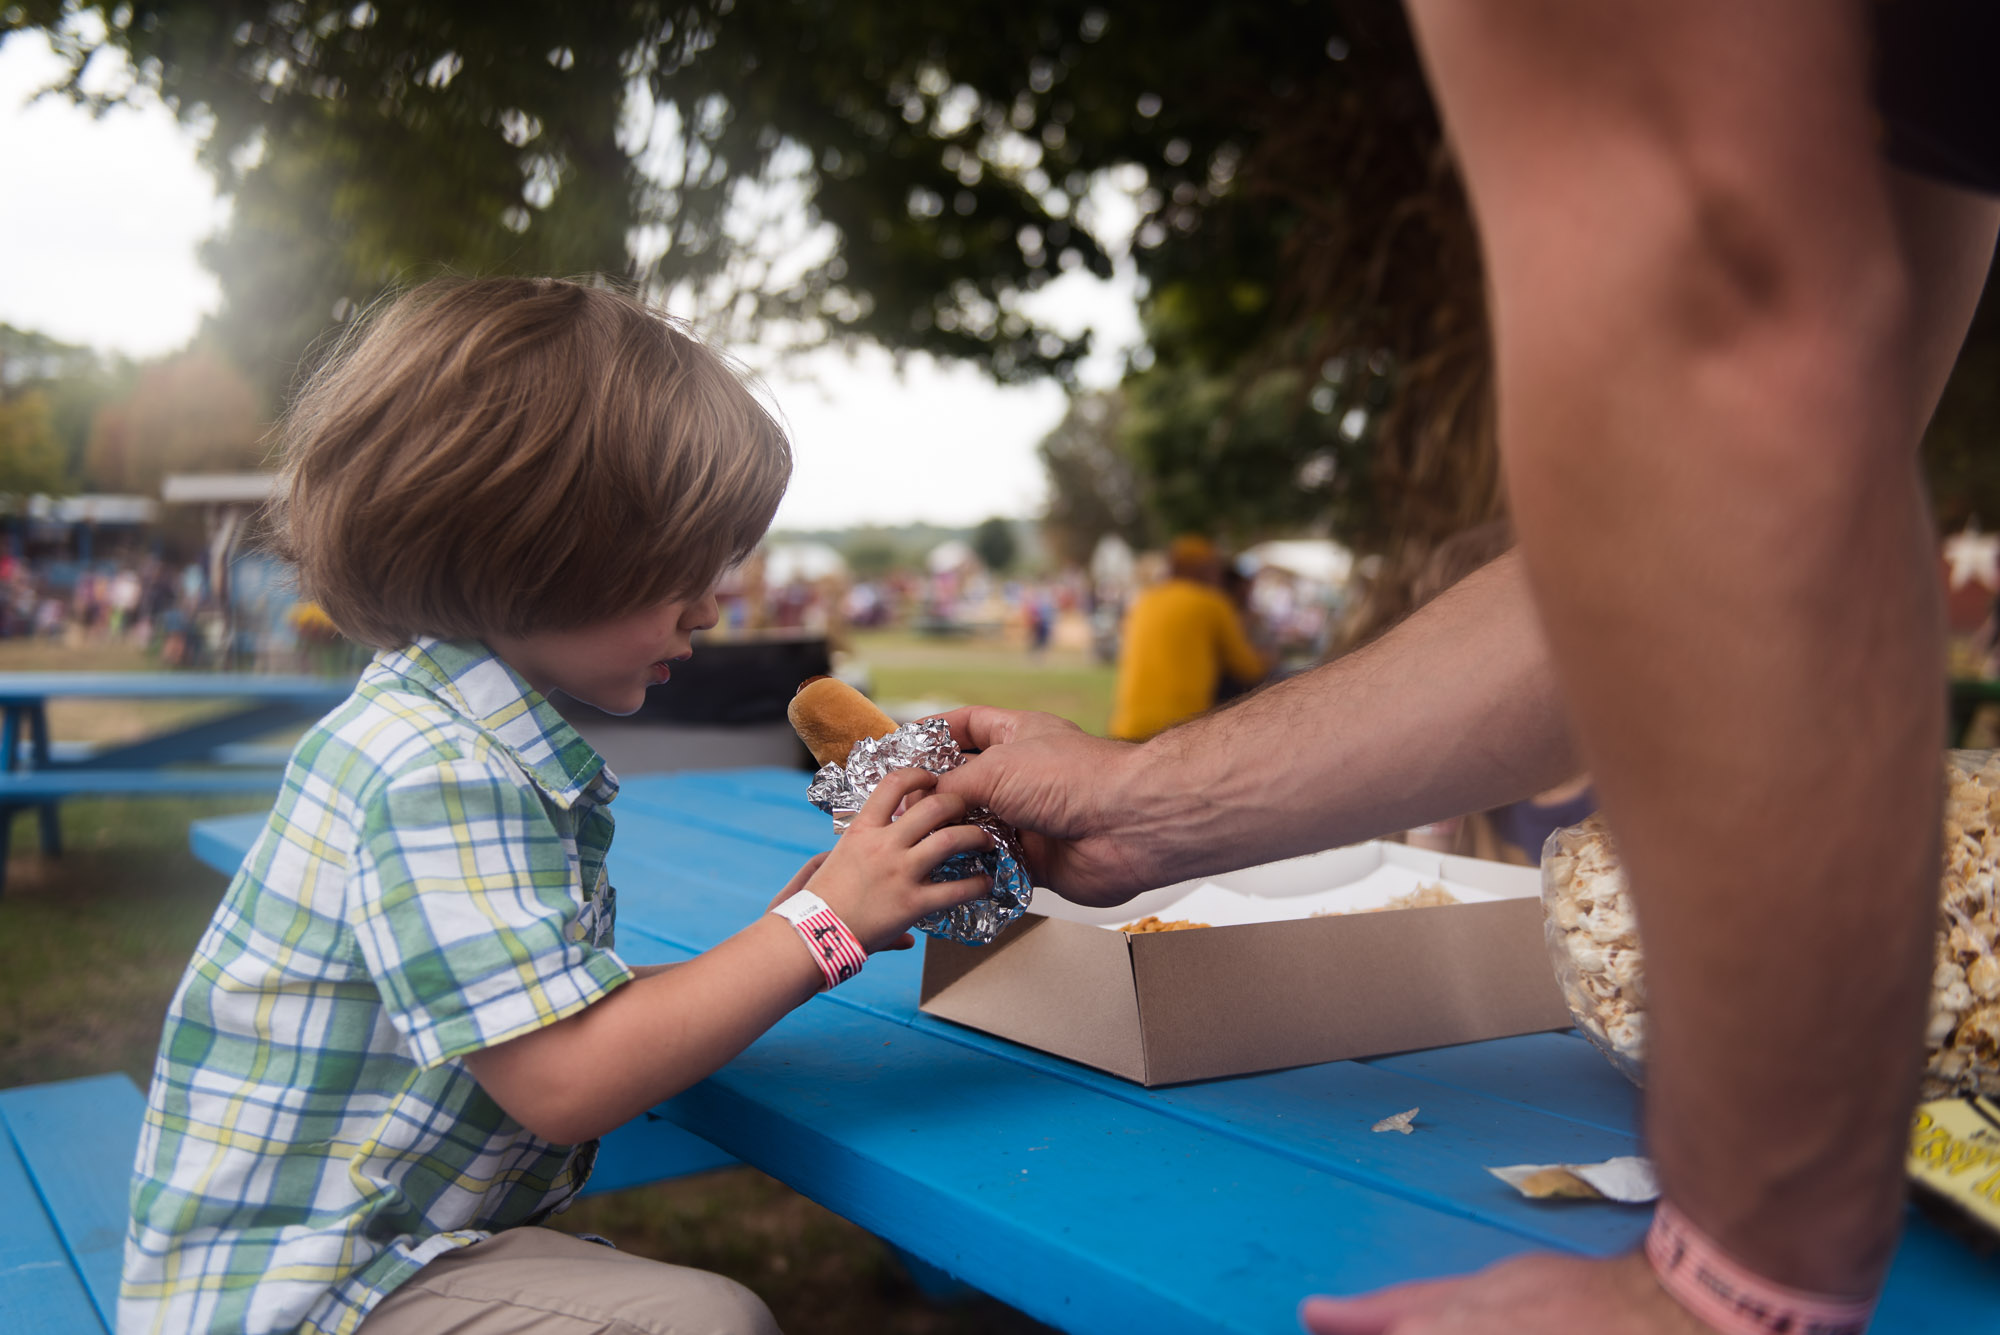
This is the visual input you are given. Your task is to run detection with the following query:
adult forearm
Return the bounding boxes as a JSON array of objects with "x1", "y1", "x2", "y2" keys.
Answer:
[
  {"x1": 1403, "y1": 0, "x2": 1966, "y2": 1294},
  {"x1": 1122, "y1": 552, "x2": 1576, "y2": 883},
  {"x1": 1519, "y1": 366, "x2": 1939, "y2": 1293}
]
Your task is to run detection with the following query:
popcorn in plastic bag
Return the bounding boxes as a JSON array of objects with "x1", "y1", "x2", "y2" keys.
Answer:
[{"x1": 1540, "y1": 752, "x2": 2000, "y2": 1097}]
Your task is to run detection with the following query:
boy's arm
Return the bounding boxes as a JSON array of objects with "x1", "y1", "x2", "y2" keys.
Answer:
[
  {"x1": 463, "y1": 770, "x2": 991, "y2": 1144},
  {"x1": 462, "y1": 912, "x2": 826, "y2": 1144}
]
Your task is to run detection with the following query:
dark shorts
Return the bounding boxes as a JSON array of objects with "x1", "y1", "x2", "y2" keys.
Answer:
[{"x1": 1875, "y1": 0, "x2": 2000, "y2": 196}]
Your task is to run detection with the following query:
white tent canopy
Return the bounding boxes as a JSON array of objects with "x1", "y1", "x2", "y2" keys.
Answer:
[
  {"x1": 1089, "y1": 534, "x2": 1135, "y2": 589},
  {"x1": 161, "y1": 472, "x2": 280, "y2": 505},
  {"x1": 762, "y1": 541, "x2": 848, "y2": 585},
  {"x1": 926, "y1": 539, "x2": 978, "y2": 575},
  {"x1": 28, "y1": 493, "x2": 158, "y2": 524},
  {"x1": 1244, "y1": 539, "x2": 1354, "y2": 586}
]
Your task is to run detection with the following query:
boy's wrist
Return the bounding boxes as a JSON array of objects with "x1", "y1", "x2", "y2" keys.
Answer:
[{"x1": 770, "y1": 890, "x2": 866, "y2": 989}]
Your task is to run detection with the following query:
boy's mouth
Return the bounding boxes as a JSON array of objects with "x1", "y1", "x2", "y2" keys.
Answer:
[{"x1": 648, "y1": 651, "x2": 691, "y2": 687}]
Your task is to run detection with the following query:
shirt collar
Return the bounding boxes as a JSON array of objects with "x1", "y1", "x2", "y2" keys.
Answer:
[{"x1": 372, "y1": 636, "x2": 616, "y2": 809}]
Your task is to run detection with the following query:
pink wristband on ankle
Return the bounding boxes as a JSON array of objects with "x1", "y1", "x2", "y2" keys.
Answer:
[
  {"x1": 1645, "y1": 1199, "x2": 1875, "y2": 1335},
  {"x1": 770, "y1": 890, "x2": 865, "y2": 990}
]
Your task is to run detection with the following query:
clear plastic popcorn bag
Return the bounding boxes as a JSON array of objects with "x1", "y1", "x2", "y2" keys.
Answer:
[
  {"x1": 1930, "y1": 751, "x2": 2000, "y2": 1099},
  {"x1": 1541, "y1": 815, "x2": 1647, "y2": 1085},
  {"x1": 1538, "y1": 753, "x2": 2000, "y2": 1096}
]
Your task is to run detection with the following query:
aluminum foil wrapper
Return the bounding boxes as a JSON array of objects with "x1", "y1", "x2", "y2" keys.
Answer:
[{"x1": 803, "y1": 716, "x2": 1032, "y2": 945}]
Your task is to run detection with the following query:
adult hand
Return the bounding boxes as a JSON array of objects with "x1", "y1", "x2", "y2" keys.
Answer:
[
  {"x1": 1299, "y1": 1252, "x2": 1713, "y2": 1335},
  {"x1": 933, "y1": 706, "x2": 1160, "y2": 906}
]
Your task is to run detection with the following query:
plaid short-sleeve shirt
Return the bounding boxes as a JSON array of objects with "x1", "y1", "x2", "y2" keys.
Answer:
[{"x1": 120, "y1": 638, "x2": 634, "y2": 1335}]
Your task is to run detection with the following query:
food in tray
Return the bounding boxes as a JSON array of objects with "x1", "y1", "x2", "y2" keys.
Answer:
[
  {"x1": 1122, "y1": 915, "x2": 1211, "y2": 933},
  {"x1": 1543, "y1": 751, "x2": 2000, "y2": 1095},
  {"x1": 789, "y1": 676, "x2": 898, "y2": 768},
  {"x1": 1313, "y1": 881, "x2": 1461, "y2": 916}
]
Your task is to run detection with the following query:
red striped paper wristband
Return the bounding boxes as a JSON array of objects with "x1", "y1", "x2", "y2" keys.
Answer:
[
  {"x1": 1645, "y1": 1199, "x2": 1876, "y2": 1335},
  {"x1": 770, "y1": 889, "x2": 866, "y2": 990}
]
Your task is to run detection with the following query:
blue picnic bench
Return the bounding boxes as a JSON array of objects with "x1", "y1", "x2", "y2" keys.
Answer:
[
  {"x1": 0, "y1": 672, "x2": 352, "y2": 893},
  {"x1": 0, "y1": 1074, "x2": 734, "y2": 1332},
  {"x1": 5, "y1": 766, "x2": 1995, "y2": 1332}
]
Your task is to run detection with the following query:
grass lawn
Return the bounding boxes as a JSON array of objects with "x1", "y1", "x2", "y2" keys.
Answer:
[
  {"x1": 850, "y1": 631, "x2": 1117, "y2": 736},
  {"x1": 0, "y1": 634, "x2": 1063, "y2": 1334}
]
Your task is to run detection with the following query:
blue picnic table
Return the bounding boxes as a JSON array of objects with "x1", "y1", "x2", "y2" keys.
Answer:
[
  {"x1": 0, "y1": 671, "x2": 352, "y2": 892},
  {"x1": 5, "y1": 766, "x2": 1991, "y2": 1333}
]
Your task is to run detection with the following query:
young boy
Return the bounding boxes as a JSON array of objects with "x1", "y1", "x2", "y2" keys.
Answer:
[{"x1": 119, "y1": 278, "x2": 989, "y2": 1335}]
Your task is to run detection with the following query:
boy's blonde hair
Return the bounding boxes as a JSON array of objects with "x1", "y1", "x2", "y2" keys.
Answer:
[{"x1": 270, "y1": 277, "x2": 791, "y2": 648}]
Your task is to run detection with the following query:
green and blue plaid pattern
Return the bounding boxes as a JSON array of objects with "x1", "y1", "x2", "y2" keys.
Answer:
[{"x1": 120, "y1": 638, "x2": 633, "y2": 1335}]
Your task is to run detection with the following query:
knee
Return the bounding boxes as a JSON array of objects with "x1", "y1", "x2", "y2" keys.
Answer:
[{"x1": 663, "y1": 1269, "x2": 781, "y2": 1335}]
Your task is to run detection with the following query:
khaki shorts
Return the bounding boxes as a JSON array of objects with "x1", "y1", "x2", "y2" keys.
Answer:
[{"x1": 356, "y1": 1227, "x2": 783, "y2": 1335}]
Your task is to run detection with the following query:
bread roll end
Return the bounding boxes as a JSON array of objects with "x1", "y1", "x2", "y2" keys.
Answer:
[{"x1": 789, "y1": 677, "x2": 899, "y2": 768}]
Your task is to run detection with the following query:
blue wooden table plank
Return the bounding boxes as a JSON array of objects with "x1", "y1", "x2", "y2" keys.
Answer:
[
  {"x1": 635, "y1": 942, "x2": 1550, "y2": 1335},
  {"x1": 603, "y1": 773, "x2": 2000, "y2": 1315},
  {"x1": 586, "y1": 1113, "x2": 738, "y2": 1195},
  {"x1": 0, "y1": 768, "x2": 290, "y2": 799},
  {"x1": 189, "y1": 770, "x2": 2000, "y2": 1326},
  {"x1": 1874, "y1": 1211, "x2": 2000, "y2": 1330},
  {"x1": 613, "y1": 775, "x2": 835, "y2": 855},
  {"x1": 0, "y1": 673, "x2": 352, "y2": 703},
  {"x1": 601, "y1": 814, "x2": 1657, "y2": 1255},
  {"x1": 0, "y1": 1073, "x2": 145, "y2": 1332},
  {"x1": 640, "y1": 766, "x2": 821, "y2": 809},
  {"x1": 190, "y1": 812, "x2": 269, "y2": 880},
  {"x1": 0, "y1": 1125, "x2": 106, "y2": 1334},
  {"x1": 1359, "y1": 1032, "x2": 1644, "y2": 1136}
]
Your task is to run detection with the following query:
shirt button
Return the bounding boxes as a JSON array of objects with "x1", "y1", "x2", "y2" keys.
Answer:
[{"x1": 567, "y1": 921, "x2": 587, "y2": 943}]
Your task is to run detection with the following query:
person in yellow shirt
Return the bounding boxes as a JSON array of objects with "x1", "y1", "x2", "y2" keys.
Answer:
[{"x1": 1109, "y1": 536, "x2": 1272, "y2": 740}]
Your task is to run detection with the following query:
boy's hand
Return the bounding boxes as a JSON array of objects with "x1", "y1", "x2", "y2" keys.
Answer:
[
  {"x1": 771, "y1": 850, "x2": 926, "y2": 952},
  {"x1": 802, "y1": 767, "x2": 994, "y2": 955}
]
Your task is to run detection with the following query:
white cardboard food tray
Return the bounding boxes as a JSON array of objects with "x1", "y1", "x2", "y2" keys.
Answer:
[{"x1": 920, "y1": 841, "x2": 1572, "y2": 1085}]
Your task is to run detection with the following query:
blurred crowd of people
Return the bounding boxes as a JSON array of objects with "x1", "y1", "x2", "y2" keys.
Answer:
[
  {"x1": 0, "y1": 529, "x2": 1356, "y2": 691},
  {"x1": 0, "y1": 551, "x2": 223, "y2": 660},
  {"x1": 707, "y1": 537, "x2": 1349, "y2": 671}
]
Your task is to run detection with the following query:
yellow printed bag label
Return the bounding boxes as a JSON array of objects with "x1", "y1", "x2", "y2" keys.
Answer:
[{"x1": 1908, "y1": 1096, "x2": 2000, "y2": 1237}]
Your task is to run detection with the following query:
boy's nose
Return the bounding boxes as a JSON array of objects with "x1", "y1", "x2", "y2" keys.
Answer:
[{"x1": 686, "y1": 593, "x2": 721, "y2": 632}]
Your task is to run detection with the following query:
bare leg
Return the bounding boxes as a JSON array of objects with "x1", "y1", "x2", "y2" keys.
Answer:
[{"x1": 1406, "y1": 0, "x2": 1997, "y2": 1299}]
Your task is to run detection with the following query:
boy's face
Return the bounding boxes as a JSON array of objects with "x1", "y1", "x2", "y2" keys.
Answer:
[{"x1": 489, "y1": 591, "x2": 720, "y2": 716}]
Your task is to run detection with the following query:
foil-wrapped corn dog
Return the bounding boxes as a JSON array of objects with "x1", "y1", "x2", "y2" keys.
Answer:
[{"x1": 789, "y1": 678, "x2": 1032, "y2": 945}]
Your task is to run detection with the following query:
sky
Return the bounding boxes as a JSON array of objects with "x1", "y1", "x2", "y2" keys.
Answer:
[{"x1": 0, "y1": 32, "x2": 1143, "y2": 530}]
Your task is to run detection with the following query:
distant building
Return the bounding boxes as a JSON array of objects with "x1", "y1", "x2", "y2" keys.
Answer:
[{"x1": 7, "y1": 492, "x2": 159, "y2": 563}]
